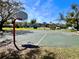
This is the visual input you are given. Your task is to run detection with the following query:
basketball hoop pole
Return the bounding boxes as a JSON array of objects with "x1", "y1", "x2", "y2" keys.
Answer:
[{"x1": 13, "y1": 18, "x2": 20, "y2": 50}]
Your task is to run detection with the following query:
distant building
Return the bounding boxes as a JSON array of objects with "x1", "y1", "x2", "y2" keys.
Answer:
[{"x1": 3, "y1": 24, "x2": 13, "y2": 27}]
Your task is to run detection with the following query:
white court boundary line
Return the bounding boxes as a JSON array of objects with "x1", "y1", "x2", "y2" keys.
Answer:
[{"x1": 35, "y1": 33, "x2": 47, "y2": 45}]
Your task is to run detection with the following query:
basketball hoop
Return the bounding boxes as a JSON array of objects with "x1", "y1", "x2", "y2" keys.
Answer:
[
  {"x1": 12, "y1": 11, "x2": 28, "y2": 50},
  {"x1": 16, "y1": 18, "x2": 23, "y2": 20}
]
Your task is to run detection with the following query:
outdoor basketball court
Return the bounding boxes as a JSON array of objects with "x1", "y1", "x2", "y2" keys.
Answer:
[
  {"x1": 14, "y1": 30, "x2": 79, "y2": 48},
  {"x1": 0, "y1": 30, "x2": 79, "y2": 48}
]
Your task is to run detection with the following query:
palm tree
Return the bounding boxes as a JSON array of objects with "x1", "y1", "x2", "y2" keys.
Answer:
[
  {"x1": 71, "y1": 4, "x2": 79, "y2": 30},
  {"x1": 59, "y1": 4, "x2": 79, "y2": 30}
]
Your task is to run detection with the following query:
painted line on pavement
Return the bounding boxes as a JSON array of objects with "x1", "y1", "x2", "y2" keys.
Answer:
[{"x1": 35, "y1": 33, "x2": 47, "y2": 45}]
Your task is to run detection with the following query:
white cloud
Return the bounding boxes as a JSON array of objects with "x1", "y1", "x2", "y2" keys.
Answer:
[
  {"x1": 35, "y1": 0, "x2": 41, "y2": 6},
  {"x1": 22, "y1": 0, "x2": 60, "y2": 23}
]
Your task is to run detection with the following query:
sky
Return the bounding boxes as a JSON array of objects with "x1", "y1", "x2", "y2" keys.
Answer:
[{"x1": 20, "y1": 0, "x2": 79, "y2": 23}]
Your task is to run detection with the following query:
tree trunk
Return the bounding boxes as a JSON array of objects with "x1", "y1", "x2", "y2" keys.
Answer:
[
  {"x1": 0, "y1": 21, "x2": 3, "y2": 31},
  {"x1": 76, "y1": 19, "x2": 79, "y2": 31}
]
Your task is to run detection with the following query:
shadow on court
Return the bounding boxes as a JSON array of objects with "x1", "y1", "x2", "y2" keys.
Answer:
[
  {"x1": 0, "y1": 30, "x2": 34, "y2": 37},
  {"x1": 15, "y1": 30, "x2": 34, "y2": 35}
]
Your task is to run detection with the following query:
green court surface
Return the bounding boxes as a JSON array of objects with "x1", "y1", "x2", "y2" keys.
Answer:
[{"x1": 15, "y1": 30, "x2": 79, "y2": 48}]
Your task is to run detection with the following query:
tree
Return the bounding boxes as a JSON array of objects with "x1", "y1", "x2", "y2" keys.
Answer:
[
  {"x1": 31, "y1": 19, "x2": 37, "y2": 24},
  {"x1": 30, "y1": 19, "x2": 38, "y2": 29},
  {"x1": 71, "y1": 4, "x2": 79, "y2": 30},
  {"x1": 59, "y1": 4, "x2": 79, "y2": 30},
  {"x1": 0, "y1": 0, "x2": 28, "y2": 51},
  {"x1": 0, "y1": 0, "x2": 24, "y2": 31}
]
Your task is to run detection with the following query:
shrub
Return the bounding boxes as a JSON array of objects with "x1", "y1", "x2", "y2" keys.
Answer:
[
  {"x1": 0, "y1": 49, "x2": 20, "y2": 59},
  {"x1": 0, "y1": 48, "x2": 56, "y2": 59},
  {"x1": 41, "y1": 50, "x2": 56, "y2": 59}
]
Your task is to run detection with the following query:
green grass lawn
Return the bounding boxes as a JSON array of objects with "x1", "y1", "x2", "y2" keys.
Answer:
[
  {"x1": 65, "y1": 29, "x2": 77, "y2": 32},
  {"x1": 3, "y1": 27, "x2": 49, "y2": 30}
]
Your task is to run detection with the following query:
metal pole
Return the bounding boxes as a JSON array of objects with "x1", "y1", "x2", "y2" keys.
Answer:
[{"x1": 13, "y1": 19, "x2": 20, "y2": 50}]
